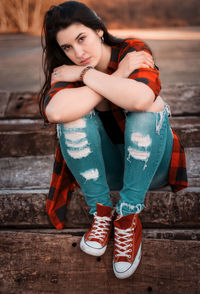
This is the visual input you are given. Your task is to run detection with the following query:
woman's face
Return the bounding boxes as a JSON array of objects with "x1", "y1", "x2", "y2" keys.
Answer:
[{"x1": 56, "y1": 23, "x2": 104, "y2": 67}]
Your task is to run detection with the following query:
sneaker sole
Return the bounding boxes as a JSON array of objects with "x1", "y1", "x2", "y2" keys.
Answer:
[
  {"x1": 113, "y1": 243, "x2": 142, "y2": 279},
  {"x1": 80, "y1": 234, "x2": 107, "y2": 257}
]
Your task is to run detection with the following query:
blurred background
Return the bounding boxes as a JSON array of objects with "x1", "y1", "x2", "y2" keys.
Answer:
[
  {"x1": 0, "y1": 0, "x2": 200, "y2": 92},
  {"x1": 0, "y1": 0, "x2": 200, "y2": 91},
  {"x1": 0, "y1": 0, "x2": 200, "y2": 34}
]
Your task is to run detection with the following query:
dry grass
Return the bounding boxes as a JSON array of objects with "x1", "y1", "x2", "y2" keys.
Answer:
[
  {"x1": 0, "y1": 0, "x2": 200, "y2": 35},
  {"x1": 0, "y1": 0, "x2": 62, "y2": 34}
]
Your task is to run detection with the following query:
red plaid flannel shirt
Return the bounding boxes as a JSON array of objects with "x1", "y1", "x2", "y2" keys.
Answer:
[{"x1": 43, "y1": 38, "x2": 188, "y2": 230}]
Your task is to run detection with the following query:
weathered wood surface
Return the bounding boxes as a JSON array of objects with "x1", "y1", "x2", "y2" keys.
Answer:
[
  {"x1": 0, "y1": 231, "x2": 199, "y2": 294},
  {"x1": 185, "y1": 147, "x2": 200, "y2": 186},
  {"x1": 4, "y1": 92, "x2": 40, "y2": 119},
  {"x1": 0, "y1": 155, "x2": 53, "y2": 189},
  {"x1": 0, "y1": 117, "x2": 199, "y2": 157},
  {"x1": 0, "y1": 120, "x2": 56, "y2": 157},
  {"x1": 0, "y1": 188, "x2": 199, "y2": 229},
  {"x1": 0, "y1": 148, "x2": 199, "y2": 189},
  {"x1": 12, "y1": 228, "x2": 200, "y2": 241},
  {"x1": 160, "y1": 84, "x2": 200, "y2": 116},
  {"x1": 0, "y1": 85, "x2": 199, "y2": 119},
  {"x1": 0, "y1": 91, "x2": 9, "y2": 118},
  {"x1": 169, "y1": 116, "x2": 200, "y2": 147}
]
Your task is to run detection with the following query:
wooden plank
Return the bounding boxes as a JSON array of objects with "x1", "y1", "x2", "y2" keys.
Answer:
[
  {"x1": 17, "y1": 228, "x2": 200, "y2": 241},
  {"x1": 0, "y1": 231, "x2": 199, "y2": 294},
  {"x1": 5, "y1": 92, "x2": 40, "y2": 119},
  {"x1": 0, "y1": 119, "x2": 56, "y2": 157},
  {"x1": 142, "y1": 228, "x2": 200, "y2": 241},
  {"x1": 169, "y1": 116, "x2": 200, "y2": 147},
  {"x1": 0, "y1": 117, "x2": 199, "y2": 157},
  {"x1": 0, "y1": 188, "x2": 199, "y2": 228},
  {"x1": 1, "y1": 85, "x2": 200, "y2": 119},
  {"x1": 0, "y1": 148, "x2": 199, "y2": 189},
  {"x1": 0, "y1": 91, "x2": 9, "y2": 118},
  {"x1": 161, "y1": 84, "x2": 200, "y2": 115},
  {"x1": 0, "y1": 155, "x2": 54, "y2": 189},
  {"x1": 186, "y1": 147, "x2": 200, "y2": 186}
]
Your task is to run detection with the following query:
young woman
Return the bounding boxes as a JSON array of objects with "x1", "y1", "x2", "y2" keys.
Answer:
[{"x1": 39, "y1": 1, "x2": 188, "y2": 279}]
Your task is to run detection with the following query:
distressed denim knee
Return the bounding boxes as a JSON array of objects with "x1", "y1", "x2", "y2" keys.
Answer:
[
  {"x1": 58, "y1": 116, "x2": 91, "y2": 160},
  {"x1": 57, "y1": 110, "x2": 113, "y2": 214},
  {"x1": 116, "y1": 104, "x2": 173, "y2": 216}
]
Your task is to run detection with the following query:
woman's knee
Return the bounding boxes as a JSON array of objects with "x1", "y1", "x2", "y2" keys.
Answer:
[
  {"x1": 125, "y1": 109, "x2": 168, "y2": 136},
  {"x1": 57, "y1": 111, "x2": 101, "y2": 160}
]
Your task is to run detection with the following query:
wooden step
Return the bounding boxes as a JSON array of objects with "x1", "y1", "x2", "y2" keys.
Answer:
[
  {"x1": 0, "y1": 85, "x2": 199, "y2": 119},
  {"x1": 0, "y1": 148, "x2": 199, "y2": 189},
  {"x1": 0, "y1": 119, "x2": 56, "y2": 157},
  {"x1": 5, "y1": 228, "x2": 199, "y2": 241},
  {"x1": 169, "y1": 116, "x2": 200, "y2": 147},
  {"x1": 0, "y1": 230, "x2": 199, "y2": 294},
  {"x1": 161, "y1": 84, "x2": 200, "y2": 116},
  {"x1": 0, "y1": 91, "x2": 9, "y2": 118},
  {"x1": 0, "y1": 117, "x2": 199, "y2": 157},
  {"x1": 0, "y1": 188, "x2": 199, "y2": 229},
  {"x1": 0, "y1": 155, "x2": 53, "y2": 189}
]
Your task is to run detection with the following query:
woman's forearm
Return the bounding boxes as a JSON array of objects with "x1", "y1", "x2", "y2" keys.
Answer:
[
  {"x1": 45, "y1": 86, "x2": 103, "y2": 123},
  {"x1": 83, "y1": 68, "x2": 155, "y2": 111},
  {"x1": 46, "y1": 62, "x2": 156, "y2": 123}
]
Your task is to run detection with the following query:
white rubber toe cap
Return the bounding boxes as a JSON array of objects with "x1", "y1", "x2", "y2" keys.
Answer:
[
  {"x1": 86, "y1": 241, "x2": 102, "y2": 249},
  {"x1": 113, "y1": 244, "x2": 142, "y2": 279},
  {"x1": 114, "y1": 262, "x2": 131, "y2": 273},
  {"x1": 80, "y1": 235, "x2": 107, "y2": 256}
]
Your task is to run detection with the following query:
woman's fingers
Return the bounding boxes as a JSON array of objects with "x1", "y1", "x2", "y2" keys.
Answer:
[
  {"x1": 117, "y1": 50, "x2": 156, "y2": 78},
  {"x1": 51, "y1": 71, "x2": 59, "y2": 84},
  {"x1": 140, "y1": 51, "x2": 154, "y2": 68},
  {"x1": 128, "y1": 51, "x2": 154, "y2": 68},
  {"x1": 131, "y1": 56, "x2": 154, "y2": 69}
]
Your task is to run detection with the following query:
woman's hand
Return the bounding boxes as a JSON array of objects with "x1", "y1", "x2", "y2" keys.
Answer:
[
  {"x1": 113, "y1": 51, "x2": 155, "y2": 78},
  {"x1": 51, "y1": 65, "x2": 84, "y2": 84}
]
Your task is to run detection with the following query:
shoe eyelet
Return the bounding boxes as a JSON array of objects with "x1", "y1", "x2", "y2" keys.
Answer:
[{"x1": 128, "y1": 255, "x2": 131, "y2": 258}]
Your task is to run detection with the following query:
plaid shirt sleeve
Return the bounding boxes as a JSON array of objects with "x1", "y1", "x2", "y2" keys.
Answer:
[
  {"x1": 118, "y1": 39, "x2": 161, "y2": 99},
  {"x1": 43, "y1": 81, "x2": 80, "y2": 230},
  {"x1": 43, "y1": 81, "x2": 75, "y2": 123}
]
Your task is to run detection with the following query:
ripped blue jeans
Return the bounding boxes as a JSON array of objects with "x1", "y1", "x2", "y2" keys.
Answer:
[{"x1": 57, "y1": 104, "x2": 173, "y2": 216}]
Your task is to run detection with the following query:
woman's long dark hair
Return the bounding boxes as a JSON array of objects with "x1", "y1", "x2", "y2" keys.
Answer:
[{"x1": 39, "y1": 1, "x2": 124, "y2": 121}]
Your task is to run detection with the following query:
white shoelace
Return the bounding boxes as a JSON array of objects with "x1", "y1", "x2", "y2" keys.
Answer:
[
  {"x1": 88, "y1": 213, "x2": 111, "y2": 242},
  {"x1": 115, "y1": 227, "x2": 135, "y2": 258}
]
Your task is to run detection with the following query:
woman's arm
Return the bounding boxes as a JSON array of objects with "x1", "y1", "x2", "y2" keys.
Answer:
[
  {"x1": 83, "y1": 50, "x2": 159, "y2": 112},
  {"x1": 45, "y1": 85, "x2": 103, "y2": 123},
  {"x1": 83, "y1": 68, "x2": 155, "y2": 112},
  {"x1": 45, "y1": 50, "x2": 158, "y2": 122}
]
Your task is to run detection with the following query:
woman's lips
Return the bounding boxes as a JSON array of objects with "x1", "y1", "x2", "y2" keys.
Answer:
[{"x1": 80, "y1": 57, "x2": 91, "y2": 65}]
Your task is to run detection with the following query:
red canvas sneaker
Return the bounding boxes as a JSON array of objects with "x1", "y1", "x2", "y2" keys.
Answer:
[
  {"x1": 80, "y1": 203, "x2": 113, "y2": 256},
  {"x1": 113, "y1": 213, "x2": 142, "y2": 279}
]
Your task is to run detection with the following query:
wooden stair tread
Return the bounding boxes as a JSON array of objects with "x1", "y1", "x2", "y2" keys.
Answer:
[
  {"x1": 0, "y1": 119, "x2": 56, "y2": 156},
  {"x1": 0, "y1": 230, "x2": 199, "y2": 294},
  {"x1": 0, "y1": 148, "x2": 199, "y2": 188},
  {"x1": 0, "y1": 188, "x2": 199, "y2": 228}
]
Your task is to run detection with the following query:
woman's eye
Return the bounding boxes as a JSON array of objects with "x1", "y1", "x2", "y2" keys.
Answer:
[
  {"x1": 79, "y1": 36, "x2": 85, "y2": 42},
  {"x1": 63, "y1": 45, "x2": 71, "y2": 51}
]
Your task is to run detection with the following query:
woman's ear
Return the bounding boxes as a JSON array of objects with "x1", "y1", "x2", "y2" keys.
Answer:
[{"x1": 96, "y1": 29, "x2": 104, "y2": 38}]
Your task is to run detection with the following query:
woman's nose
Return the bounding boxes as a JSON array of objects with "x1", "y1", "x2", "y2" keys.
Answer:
[{"x1": 74, "y1": 45, "x2": 84, "y2": 59}]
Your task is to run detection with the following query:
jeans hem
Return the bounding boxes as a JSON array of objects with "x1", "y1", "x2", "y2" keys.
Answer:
[{"x1": 116, "y1": 202, "x2": 144, "y2": 216}]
